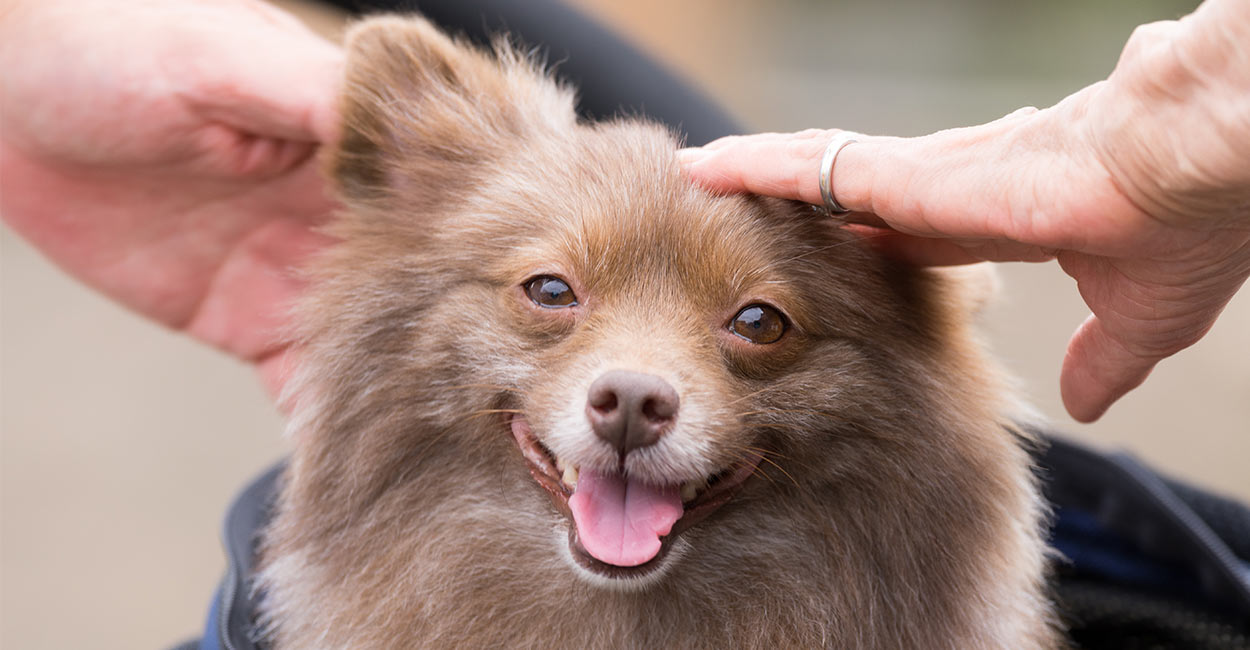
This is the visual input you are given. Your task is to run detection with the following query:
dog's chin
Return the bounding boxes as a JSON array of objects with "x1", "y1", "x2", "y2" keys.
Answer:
[
  {"x1": 508, "y1": 413, "x2": 759, "y2": 589},
  {"x1": 557, "y1": 526, "x2": 689, "y2": 590}
]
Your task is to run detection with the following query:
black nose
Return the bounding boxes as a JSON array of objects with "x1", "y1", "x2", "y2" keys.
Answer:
[{"x1": 586, "y1": 370, "x2": 679, "y2": 458}]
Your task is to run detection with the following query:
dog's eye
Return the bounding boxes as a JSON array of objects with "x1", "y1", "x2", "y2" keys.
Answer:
[
  {"x1": 524, "y1": 276, "x2": 578, "y2": 308},
  {"x1": 729, "y1": 304, "x2": 786, "y2": 344}
]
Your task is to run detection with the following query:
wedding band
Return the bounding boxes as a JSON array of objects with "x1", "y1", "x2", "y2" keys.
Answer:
[{"x1": 818, "y1": 132, "x2": 859, "y2": 216}]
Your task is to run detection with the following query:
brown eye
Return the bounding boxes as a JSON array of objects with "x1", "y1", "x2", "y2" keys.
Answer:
[
  {"x1": 524, "y1": 276, "x2": 578, "y2": 308},
  {"x1": 730, "y1": 304, "x2": 786, "y2": 344}
]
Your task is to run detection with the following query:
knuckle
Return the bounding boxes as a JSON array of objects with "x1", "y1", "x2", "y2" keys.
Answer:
[
  {"x1": 1125, "y1": 20, "x2": 1178, "y2": 52},
  {"x1": 782, "y1": 135, "x2": 819, "y2": 161}
]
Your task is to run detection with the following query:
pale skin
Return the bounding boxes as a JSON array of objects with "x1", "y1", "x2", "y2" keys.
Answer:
[
  {"x1": 3, "y1": 0, "x2": 1248, "y2": 420},
  {"x1": 681, "y1": 0, "x2": 1250, "y2": 422},
  {"x1": 0, "y1": 0, "x2": 343, "y2": 395}
]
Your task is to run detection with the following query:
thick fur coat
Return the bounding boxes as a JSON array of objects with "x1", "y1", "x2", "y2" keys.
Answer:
[{"x1": 258, "y1": 16, "x2": 1060, "y2": 649}]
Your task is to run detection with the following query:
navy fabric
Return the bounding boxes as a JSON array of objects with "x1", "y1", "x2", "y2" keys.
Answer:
[
  {"x1": 1040, "y1": 436, "x2": 1250, "y2": 626},
  {"x1": 200, "y1": 586, "x2": 223, "y2": 650},
  {"x1": 1053, "y1": 507, "x2": 1203, "y2": 602}
]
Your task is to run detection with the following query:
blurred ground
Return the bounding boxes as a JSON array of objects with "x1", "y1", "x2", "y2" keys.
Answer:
[{"x1": 3, "y1": 0, "x2": 1245, "y2": 648}]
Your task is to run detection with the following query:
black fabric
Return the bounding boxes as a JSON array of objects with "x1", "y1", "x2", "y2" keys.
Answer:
[
  {"x1": 1059, "y1": 577, "x2": 1250, "y2": 650},
  {"x1": 314, "y1": 0, "x2": 741, "y2": 147},
  {"x1": 1165, "y1": 475, "x2": 1250, "y2": 561}
]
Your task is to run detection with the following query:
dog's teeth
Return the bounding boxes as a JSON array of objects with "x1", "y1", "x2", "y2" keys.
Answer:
[
  {"x1": 562, "y1": 465, "x2": 579, "y2": 488},
  {"x1": 681, "y1": 476, "x2": 710, "y2": 502}
]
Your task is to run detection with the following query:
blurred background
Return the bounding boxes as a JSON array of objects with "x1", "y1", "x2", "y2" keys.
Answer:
[{"x1": 4, "y1": 0, "x2": 1244, "y2": 648}]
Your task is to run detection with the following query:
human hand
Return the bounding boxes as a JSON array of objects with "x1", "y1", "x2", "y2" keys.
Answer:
[
  {"x1": 0, "y1": 0, "x2": 344, "y2": 395},
  {"x1": 680, "y1": 0, "x2": 1250, "y2": 422}
]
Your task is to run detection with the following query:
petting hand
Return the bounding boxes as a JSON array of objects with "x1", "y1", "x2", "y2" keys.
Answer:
[
  {"x1": 0, "y1": 0, "x2": 344, "y2": 395},
  {"x1": 680, "y1": 0, "x2": 1250, "y2": 422}
]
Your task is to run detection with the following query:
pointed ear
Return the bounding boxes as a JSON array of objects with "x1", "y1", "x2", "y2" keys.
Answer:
[{"x1": 329, "y1": 16, "x2": 577, "y2": 208}]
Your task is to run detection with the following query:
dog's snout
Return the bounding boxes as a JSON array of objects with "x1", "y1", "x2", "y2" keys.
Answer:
[{"x1": 586, "y1": 370, "x2": 679, "y2": 457}]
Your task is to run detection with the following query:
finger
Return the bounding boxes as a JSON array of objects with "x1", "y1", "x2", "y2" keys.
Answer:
[
  {"x1": 852, "y1": 229, "x2": 983, "y2": 266},
  {"x1": 686, "y1": 105, "x2": 1079, "y2": 248},
  {"x1": 857, "y1": 229, "x2": 1056, "y2": 266},
  {"x1": 682, "y1": 129, "x2": 868, "y2": 207},
  {"x1": 181, "y1": 7, "x2": 345, "y2": 144},
  {"x1": 693, "y1": 130, "x2": 816, "y2": 152},
  {"x1": 691, "y1": 134, "x2": 753, "y2": 152},
  {"x1": 1060, "y1": 314, "x2": 1158, "y2": 422}
]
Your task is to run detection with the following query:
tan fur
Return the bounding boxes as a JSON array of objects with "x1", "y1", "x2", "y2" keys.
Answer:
[{"x1": 258, "y1": 16, "x2": 1062, "y2": 649}]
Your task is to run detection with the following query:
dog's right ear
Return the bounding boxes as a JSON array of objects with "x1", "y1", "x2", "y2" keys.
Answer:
[{"x1": 330, "y1": 16, "x2": 576, "y2": 209}]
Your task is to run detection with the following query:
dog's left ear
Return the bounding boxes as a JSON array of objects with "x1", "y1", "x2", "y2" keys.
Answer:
[{"x1": 329, "y1": 16, "x2": 577, "y2": 210}]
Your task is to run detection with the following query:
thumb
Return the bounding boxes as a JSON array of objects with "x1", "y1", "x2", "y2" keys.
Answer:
[
  {"x1": 179, "y1": 3, "x2": 344, "y2": 144},
  {"x1": 1060, "y1": 314, "x2": 1158, "y2": 422}
]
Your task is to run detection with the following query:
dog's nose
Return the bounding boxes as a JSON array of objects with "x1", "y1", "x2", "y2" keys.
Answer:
[{"x1": 586, "y1": 370, "x2": 679, "y2": 457}]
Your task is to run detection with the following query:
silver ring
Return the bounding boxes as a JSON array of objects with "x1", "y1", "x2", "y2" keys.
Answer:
[{"x1": 818, "y1": 132, "x2": 859, "y2": 215}]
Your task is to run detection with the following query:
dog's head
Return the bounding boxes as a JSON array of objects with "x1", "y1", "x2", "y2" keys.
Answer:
[{"x1": 263, "y1": 16, "x2": 1050, "y2": 647}]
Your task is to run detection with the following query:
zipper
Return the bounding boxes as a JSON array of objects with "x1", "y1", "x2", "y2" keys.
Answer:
[{"x1": 217, "y1": 565, "x2": 239, "y2": 650}]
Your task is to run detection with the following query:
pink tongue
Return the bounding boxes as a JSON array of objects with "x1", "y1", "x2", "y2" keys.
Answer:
[{"x1": 568, "y1": 468, "x2": 684, "y2": 567}]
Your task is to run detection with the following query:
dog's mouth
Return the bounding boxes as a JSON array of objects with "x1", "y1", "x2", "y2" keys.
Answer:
[{"x1": 509, "y1": 414, "x2": 759, "y2": 580}]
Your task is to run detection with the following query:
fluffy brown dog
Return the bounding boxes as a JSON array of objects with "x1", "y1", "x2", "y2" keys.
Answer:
[{"x1": 257, "y1": 16, "x2": 1060, "y2": 649}]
